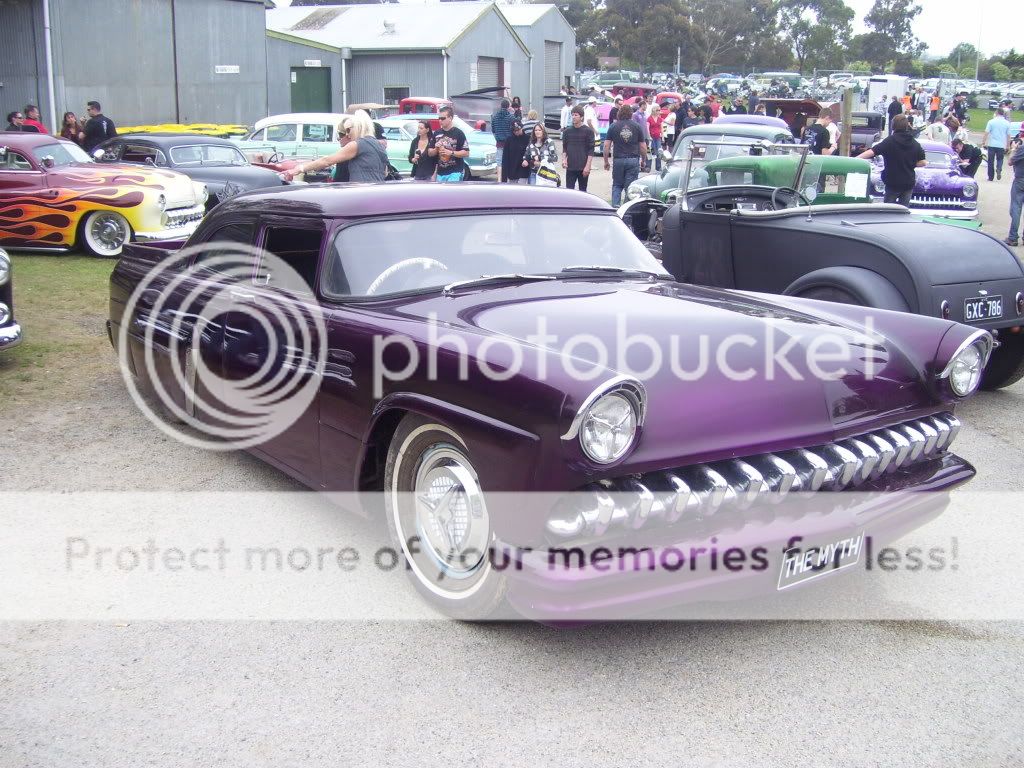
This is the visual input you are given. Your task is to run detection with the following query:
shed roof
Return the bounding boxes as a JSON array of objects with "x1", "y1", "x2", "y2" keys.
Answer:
[{"x1": 265, "y1": 2, "x2": 528, "y2": 54}]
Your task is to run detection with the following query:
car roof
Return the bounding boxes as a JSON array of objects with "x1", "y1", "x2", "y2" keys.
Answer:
[
  {"x1": 680, "y1": 123, "x2": 788, "y2": 139},
  {"x1": 112, "y1": 133, "x2": 238, "y2": 147},
  {"x1": 253, "y1": 113, "x2": 345, "y2": 129},
  {"x1": 222, "y1": 181, "x2": 611, "y2": 219},
  {"x1": 0, "y1": 133, "x2": 72, "y2": 150}
]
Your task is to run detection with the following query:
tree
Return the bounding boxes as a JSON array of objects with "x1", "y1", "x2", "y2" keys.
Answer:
[
  {"x1": 777, "y1": 0, "x2": 855, "y2": 74},
  {"x1": 686, "y1": 0, "x2": 771, "y2": 74},
  {"x1": 863, "y1": 0, "x2": 926, "y2": 68},
  {"x1": 597, "y1": 0, "x2": 690, "y2": 77}
]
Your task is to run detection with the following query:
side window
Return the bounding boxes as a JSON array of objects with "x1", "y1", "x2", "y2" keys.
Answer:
[
  {"x1": 258, "y1": 227, "x2": 323, "y2": 295},
  {"x1": 266, "y1": 124, "x2": 297, "y2": 142},
  {"x1": 122, "y1": 143, "x2": 164, "y2": 165},
  {"x1": 0, "y1": 150, "x2": 34, "y2": 171},
  {"x1": 248, "y1": 128, "x2": 265, "y2": 141},
  {"x1": 98, "y1": 142, "x2": 124, "y2": 162},
  {"x1": 302, "y1": 124, "x2": 333, "y2": 142},
  {"x1": 192, "y1": 221, "x2": 257, "y2": 275}
]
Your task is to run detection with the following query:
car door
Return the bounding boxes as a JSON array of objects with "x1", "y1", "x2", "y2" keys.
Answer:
[
  {"x1": 220, "y1": 219, "x2": 327, "y2": 485},
  {"x1": 300, "y1": 122, "x2": 336, "y2": 160},
  {"x1": 0, "y1": 147, "x2": 50, "y2": 247}
]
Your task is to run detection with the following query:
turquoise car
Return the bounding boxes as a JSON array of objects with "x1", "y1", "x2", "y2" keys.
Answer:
[{"x1": 377, "y1": 115, "x2": 497, "y2": 179}]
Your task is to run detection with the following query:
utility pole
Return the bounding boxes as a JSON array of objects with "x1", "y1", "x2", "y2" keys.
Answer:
[
  {"x1": 975, "y1": 1, "x2": 984, "y2": 81},
  {"x1": 677, "y1": 46, "x2": 681, "y2": 76}
]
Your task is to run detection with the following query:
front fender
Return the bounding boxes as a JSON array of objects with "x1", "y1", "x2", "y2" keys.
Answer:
[{"x1": 784, "y1": 266, "x2": 911, "y2": 312}]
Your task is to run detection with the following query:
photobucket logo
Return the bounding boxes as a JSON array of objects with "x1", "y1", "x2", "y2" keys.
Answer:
[
  {"x1": 117, "y1": 242, "x2": 327, "y2": 451},
  {"x1": 372, "y1": 313, "x2": 886, "y2": 395}
]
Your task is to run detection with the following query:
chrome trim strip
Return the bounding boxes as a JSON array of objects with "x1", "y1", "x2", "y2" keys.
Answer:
[{"x1": 939, "y1": 330, "x2": 994, "y2": 379}]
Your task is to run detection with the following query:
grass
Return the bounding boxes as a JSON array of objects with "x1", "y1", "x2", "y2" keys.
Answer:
[{"x1": 0, "y1": 252, "x2": 117, "y2": 402}]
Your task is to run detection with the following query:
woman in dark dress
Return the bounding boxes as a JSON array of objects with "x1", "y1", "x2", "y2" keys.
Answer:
[
  {"x1": 408, "y1": 120, "x2": 436, "y2": 180},
  {"x1": 60, "y1": 112, "x2": 83, "y2": 145},
  {"x1": 500, "y1": 120, "x2": 530, "y2": 183}
]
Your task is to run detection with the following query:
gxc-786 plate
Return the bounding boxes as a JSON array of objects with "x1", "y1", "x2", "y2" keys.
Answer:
[{"x1": 964, "y1": 295, "x2": 1002, "y2": 322}]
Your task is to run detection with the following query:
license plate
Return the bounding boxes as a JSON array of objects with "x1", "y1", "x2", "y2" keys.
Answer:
[
  {"x1": 777, "y1": 532, "x2": 864, "y2": 590},
  {"x1": 964, "y1": 295, "x2": 1002, "y2": 322}
]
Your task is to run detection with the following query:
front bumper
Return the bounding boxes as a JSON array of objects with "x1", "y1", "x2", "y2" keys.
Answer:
[
  {"x1": 134, "y1": 204, "x2": 205, "y2": 242},
  {"x1": 869, "y1": 195, "x2": 979, "y2": 219},
  {"x1": 468, "y1": 160, "x2": 498, "y2": 177},
  {"x1": 0, "y1": 322, "x2": 22, "y2": 349}
]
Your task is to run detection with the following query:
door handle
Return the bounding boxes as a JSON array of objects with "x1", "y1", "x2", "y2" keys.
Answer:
[{"x1": 230, "y1": 290, "x2": 256, "y2": 303}]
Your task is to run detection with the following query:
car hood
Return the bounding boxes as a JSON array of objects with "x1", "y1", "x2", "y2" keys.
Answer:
[
  {"x1": 870, "y1": 162, "x2": 972, "y2": 195},
  {"x1": 55, "y1": 163, "x2": 200, "y2": 206},
  {"x1": 395, "y1": 279, "x2": 939, "y2": 461},
  {"x1": 174, "y1": 164, "x2": 283, "y2": 189}
]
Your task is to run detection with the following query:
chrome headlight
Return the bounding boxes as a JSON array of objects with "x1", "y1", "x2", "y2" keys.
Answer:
[
  {"x1": 0, "y1": 249, "x2": 9, "y2": 286},
  {"x1": 626, "y1": 182, "x2": 649, "y2": 201},
  {"x1": 562, "y1": 377, "x2": 646, "y2": 464},
  {"x1": 941, "y1": 333, "x2": 993, "y2": 397},
  {"x1": 963, "y1": 182, "x2": 978, "y2": 197},
  {"x1": 156, "y1": 194, "x2": 166, "y2": 212},
  {"x1": 0, "y1": 302, "x2": 8, "y2": 326},
  {"x1": 194, "y1": 182, "x2": 209, "y2": 205},
  {"x1": 872, "y1": 180, "x2": 885, "y2": 194}
]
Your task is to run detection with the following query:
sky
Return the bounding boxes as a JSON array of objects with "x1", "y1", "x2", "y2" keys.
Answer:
[
  {"x1": 275, "y1": 0, "x2": 1020, "y2": 60},
  {"x1": 844, "y1": 0, "x2": 1018, "y2": 60}
]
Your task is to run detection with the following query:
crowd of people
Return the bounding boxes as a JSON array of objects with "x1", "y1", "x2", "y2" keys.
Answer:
[{"x1": 5, "y1": 101, "x2": 118, "y2": 152}]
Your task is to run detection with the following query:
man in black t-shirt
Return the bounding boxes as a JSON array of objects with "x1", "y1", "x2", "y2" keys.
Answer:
[
  {"x1": 561, "y1": 105, "x2": 595, "y2": 192},
  {"x1": 951, "y1": 138, "x2": 983, "y2": 178},
  {"x1": 428, "y1": 105, "x2": 469, "y2": 182},
  {"x1": 82, "y1": 101, "x2": 116, "y2": 152},
  {"x1": 603, "y1": 104, "x2": 647, "y2": 206},
  {"x1": 857, "y1": 114, "x2": 926, "y2": 206},
  {"x1": 802, "y1": 109, "x2": 835, "y2": 155}
]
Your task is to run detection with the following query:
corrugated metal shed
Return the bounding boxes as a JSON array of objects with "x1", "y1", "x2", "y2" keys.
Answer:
[{"x1": 266, "y1": 31, "x2": 343, "y2": 115}]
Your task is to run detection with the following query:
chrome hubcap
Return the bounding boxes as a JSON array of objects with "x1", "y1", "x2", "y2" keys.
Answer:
[
  {"x1": 413, "y1": 445, "x2": 489, "y2": 579},
  {"x1": 90, "y1": 214, "x2": 128, "y2": 251}
]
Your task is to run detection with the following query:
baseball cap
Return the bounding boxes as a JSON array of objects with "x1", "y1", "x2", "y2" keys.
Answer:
[{"x1": 588, "y1": 95, "x2": 597, "y2": 103}]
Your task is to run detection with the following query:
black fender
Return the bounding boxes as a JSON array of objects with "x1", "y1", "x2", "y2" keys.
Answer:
[{"x1": 784, "y1": 266, "x2": 910, "y2": 312}]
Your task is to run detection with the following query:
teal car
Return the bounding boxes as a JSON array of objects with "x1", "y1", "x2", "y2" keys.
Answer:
[
  {"x1": 625, "y1": 122, "x2": 794, "y2": 203},
  {"x1": 230, "y1": 112, "x2": 347, "y2": 163},
  {"x1": 377, "y1": 115, "x2": 497, "y2": 179}
]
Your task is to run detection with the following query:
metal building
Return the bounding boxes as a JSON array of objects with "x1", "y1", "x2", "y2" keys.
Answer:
[
  {"x1": 0, "y1": 0, "x2": 267, "y2": 129},
  {"x1": 265, "y1": 2, "x2": 532, "y2": 113},
  {"x1": 498, "y1": 3, "x2": 576, "y2": 112}
]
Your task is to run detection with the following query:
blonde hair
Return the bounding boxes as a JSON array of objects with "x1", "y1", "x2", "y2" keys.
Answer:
[
  {"x1": 527, "y1": 109, "x2": 539, "y2": 120},
  {"x1": 337, "y1": 109, "x2": 374, "y2": 141}
]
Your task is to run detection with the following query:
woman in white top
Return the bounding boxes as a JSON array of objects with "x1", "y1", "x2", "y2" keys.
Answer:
[{"x1": 662, "y1": 103, "x2": 678, "y2": 149}]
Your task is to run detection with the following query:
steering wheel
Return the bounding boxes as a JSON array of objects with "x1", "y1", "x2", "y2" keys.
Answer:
[
  {"x1": 365, "y1": 258, "x2": 448, "y2": 295},
  {"x1": 267, "y1": 151, "x2": 283, "y2": 164},
  {"x1": 770, "y1": 186, "x2": 811, "y2": 210}
]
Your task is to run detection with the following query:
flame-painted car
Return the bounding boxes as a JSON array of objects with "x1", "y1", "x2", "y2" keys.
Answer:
[
  {"x1": 110, "y1": 183, "x2": 988, "y2": 619},
  {"x1": 0, "y1": 249, "x2": 19, "y2": 350},
  {"x1": 0, "y1": 133, "x2": 207, "y2": 257},
  {"x1": 867, "y1": 140, "x2": 979, "y2": 219},
  {"x1": 620, "y1": 142, "x2": 1024, "y2": 390}
]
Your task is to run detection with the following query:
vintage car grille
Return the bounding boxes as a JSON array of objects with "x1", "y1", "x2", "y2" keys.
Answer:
[
  {"x1": 547, "y1": 413, "x2": 961, "y2": 539},
  {"x1": 164, "y1": 205, "x2": 206, "y2": 228},
  {"x1": 910, "y1": 195, "x2": 968, "y2": 208}
]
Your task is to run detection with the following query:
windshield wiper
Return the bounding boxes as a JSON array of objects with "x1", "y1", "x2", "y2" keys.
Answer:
[
  {"x1": 442, "y1": 273, "x2": 556, "y2": 296},
  {"x1": 561, "y1": 266, "x2": 668, "y2": 280}
]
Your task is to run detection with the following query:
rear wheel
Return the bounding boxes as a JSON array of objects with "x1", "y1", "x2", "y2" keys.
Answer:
[
  {"x1": 384, "y1": 414, "x2": 508, "y2": 619},
  {"x1": 797, "y1": 286, "x2": 862, "y2": 305},
  {"x1": 80, "y1": 210, "x2": 131, "y2": 258},
  {"x1": 981, "y1": 333, "x2": 1024, "y2": 390}
]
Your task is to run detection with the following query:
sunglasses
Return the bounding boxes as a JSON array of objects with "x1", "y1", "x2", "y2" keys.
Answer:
[{"x1": 13, "y1": 115, "x2": 24, "y2": 120}]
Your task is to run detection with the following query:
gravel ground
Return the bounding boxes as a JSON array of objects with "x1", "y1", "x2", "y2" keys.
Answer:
[{"x1": 1, "y1": 169, "x2": 1022, "y2": 767}]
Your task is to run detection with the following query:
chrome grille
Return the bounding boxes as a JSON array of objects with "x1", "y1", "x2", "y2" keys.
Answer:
[
  {"x1": 909, "y1": 196, "x2": 967, "y2": 208},
  {"x1": 547, "y1": 413, "x2": 961, "y2": 539},
  {"x1": 165, "y1": 205, "x2": 205, "y2": 228}
]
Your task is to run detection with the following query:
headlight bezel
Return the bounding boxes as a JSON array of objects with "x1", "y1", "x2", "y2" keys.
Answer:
[
  {"x1": 561, "y1": 376, "x2": 647, "y2": 465},
  {"x1": 626, "y1": 182, "x2": 650, "y2": 202},
  {"x1": 962, "y1": 182, "x2": 978, "y2": 198},
  {"x1": 0, "y1": 249, "x2": 9, "y2": 286},
  {"x1": 872, "y1": 179, "x2": 886, "y2": 194},
  {"x1": 939, "y1": 331, "x2": 993, "y2": 397}
]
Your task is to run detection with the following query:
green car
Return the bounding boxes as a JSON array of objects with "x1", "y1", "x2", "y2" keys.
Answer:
[{"x1": 624, "y1": 121, "x2": 794, "y2": 205}]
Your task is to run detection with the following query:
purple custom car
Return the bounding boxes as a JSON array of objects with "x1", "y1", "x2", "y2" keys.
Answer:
[
  {"x1": 108, "y1": 183, "x2": 988, "y2": 619},
  {"x1": 850, "y1": 111, "x2": 884, "y2": 155},
  {"x1": 868, "y1": 139, "x2": 979, "y2": 218}
]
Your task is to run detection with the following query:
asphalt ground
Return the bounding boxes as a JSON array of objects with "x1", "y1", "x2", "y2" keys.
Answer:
[{"x1": 1, "y1": 156, "x2": 1022, "y2": 767}]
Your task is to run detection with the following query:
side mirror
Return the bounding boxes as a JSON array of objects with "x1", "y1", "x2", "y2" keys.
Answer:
[
  {"x1": 41, "y1": 156, "x2": 55, "y2": 169},
  {"x1": 92, "y1": 149, "x2": 104, "y2": 160},
  {"x1": 661, "y1": 148, "x2": 672, "y2": 161},
  {"x1": 145, "y1": 156, "x2": 155, "y2": 166}
]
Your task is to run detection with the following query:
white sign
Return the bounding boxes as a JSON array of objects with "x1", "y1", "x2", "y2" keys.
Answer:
[
  {"x1": 214, "y1": 65, "x2": 240, "y2": 75},
  {"x1": 469, "y1": 62, "x2": 478, "y2": 91},
  {"x1": 291, "y1": 72, "x2": 297, "y2": 84},
  {"x1": 303, "y1": 60, "x2": 322, "y2": 68}
]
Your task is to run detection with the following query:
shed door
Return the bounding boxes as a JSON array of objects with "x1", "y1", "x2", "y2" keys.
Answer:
[
  {"x1": 476, "y1": 56, "x2": 502, "y2": 88},
  {"x1": 291, "y1": 67, "x2": 331, "y2": 113},
  {"x1": 544, "y1": 41, "x2": 562, "y2": 95}
]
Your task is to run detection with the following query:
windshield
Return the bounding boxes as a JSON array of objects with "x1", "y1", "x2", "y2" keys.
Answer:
[
  {"x1": 170, "y1": 144, "x2": 247, "y2": 166},
  {"x1": 30, "y1": 142, "x2": 91, "y2": 167},
  {"x1": 681, "y1": 141, "x2": 809, "y2": 195},
  {"x1": 324, "y1": 213, "x2": 668, "y2": 298},
  {"x1": 924, "y1": 150, "x2": 954, "y2": 167}
]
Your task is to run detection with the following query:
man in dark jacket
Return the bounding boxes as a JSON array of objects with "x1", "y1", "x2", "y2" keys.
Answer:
[
  {"x1": 857, "y1": 114, "x2": 926, "y2": 206},
  {"x1": 1006, "y1": 131, "x2": 1024, "y2": 246},
  {"x1": 951, "y1": 138, "x2": 983, "y2": 178},
  {"x1": 886, "y1": 96, "x2": 902, "y2": 134},
  {"x1": 82, "y1": 101, "x2": 116, "y2": 152},
  {"x1": 5, "y1": 111, "x2": 39, "y2": 132},
  {"x1": 490, "y1": 99, "x2": 514, "y2": 182}
]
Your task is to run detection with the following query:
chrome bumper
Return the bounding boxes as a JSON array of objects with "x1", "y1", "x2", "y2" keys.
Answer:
[
  {"x1": 134, "y1": 205, "x2": 205, "y2": 242},
  {"x1": 468, "y1": 161, "x2": 498, "y2": 176},
  {"x1": 870, "y1": 196, "x2": 979, "y2": 219},
  {"x1": 547, "y1": 413, "x2": 962, "y2": 540},
  {"x1": 0, "y1": 322, "x2": 23, "y2": 349}
]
